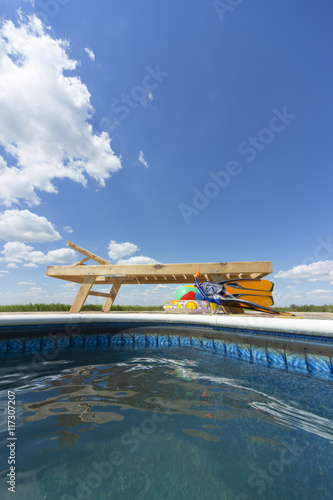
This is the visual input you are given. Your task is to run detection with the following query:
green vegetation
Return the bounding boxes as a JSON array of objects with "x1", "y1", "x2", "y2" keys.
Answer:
[
  {"x1": 0, "y1": 303, "x2": 164, "y2": 312},
  {"x1": 274, "y1": 304, "x2": 333, "y2": 313},
  {"x1": 0, "y1": 303, "x2": 332, "y2": 313}
]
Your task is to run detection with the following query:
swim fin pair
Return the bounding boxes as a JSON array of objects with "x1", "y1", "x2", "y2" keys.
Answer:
[
  {"x1": 195, "y1": 273, "x2": 293, "y2": 316},
  {"x1": 218, "y1": 278, "x2": 274, "y2": 308}
]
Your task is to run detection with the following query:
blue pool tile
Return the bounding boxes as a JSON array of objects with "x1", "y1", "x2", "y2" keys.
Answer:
[
  {"x1": 169, "y1": 335, "x2": 180, "y2": 347},
  {"x1": 85, "y1": 335, "x2": 97, "y2": 347},
  {"x1": 97, "y1": 334, "x2": 110, "y2": 346},
  {"x1": 7, "y1": 338, "x2": 25, "y2": 353},
  {"x1": 203, "y1": 338, "x2": 214, "y2": 351},
  {"x1": 307, "y1": 354, "x2": 332, "y2": 375},
  {"x1": 134, "y1": 333, "x2": 146, "y2": 348},
  {"x1": 267, "y1": 348, "x2": 287, "y2": 369},
  {"x1": 251, "y1": 345, "x2": 268, "y2": 366},
  {"x1": 122, "y1": 333, "x2": 134, "y2": 347},
  {"x1": 225, "y1": 342, "x2": 239, "y2": 358},
  {"x1": 191, "y1": 337, "x2": 203, "y2": 349},
  {"x1": 110, "y1": 334, "x2": 122, "y2": 347},
  {"x1": 238, "y1": 343, "x2": 252, "y2": 361},
  {"x1": 56, "y1": 335, "x2": 71, "y2": 349},
  {"x1": 180, "y1": 336, "x2": 191, "y2": 347},
  {"x1": 0, "y1": 339, "x2": 8, "y2": 354},
  {"x1": 158, "y1": 335, "x2": 169, "y2": 348},
  {"x1": 41, "y1": 336, "x2": 57, "y2": 350},
  {"x1": 146, "y1": 334, "x2": 157, "y2": 348},
  {"x1": 25, "y1": 337, "x2": 41, "y2": 352},
  {"x1": 285, "y1": 351, "x2": 308, "y2": 374},
  {"x1": 214, "y1": 339, "x2": 226, "y2": 353},
  {"x1": 71, "y1": 335, "x2": 85, "y2": 347}
]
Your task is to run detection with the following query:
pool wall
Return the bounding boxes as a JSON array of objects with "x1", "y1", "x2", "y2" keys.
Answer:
[{"x1": 1, "y1": 313, "x2": 333, "y2": 381}]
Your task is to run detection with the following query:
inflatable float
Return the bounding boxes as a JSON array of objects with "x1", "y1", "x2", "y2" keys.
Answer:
[{"x1": 164, "y1": 299, "x2": 219, "y2": 313}]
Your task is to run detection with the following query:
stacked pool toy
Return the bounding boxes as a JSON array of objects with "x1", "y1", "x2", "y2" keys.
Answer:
[{"x1": 164, "y1": 285, "x2": 218, "y2": 312}]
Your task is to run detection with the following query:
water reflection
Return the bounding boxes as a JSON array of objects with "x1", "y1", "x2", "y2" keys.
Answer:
[{"x1": 13, "y1": 353, "x2": 333, "y2": 450}]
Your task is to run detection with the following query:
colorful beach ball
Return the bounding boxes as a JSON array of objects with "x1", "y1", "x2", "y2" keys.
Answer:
[{"x1": 175, "y1": 285, "x2": 202, "y2": 301}]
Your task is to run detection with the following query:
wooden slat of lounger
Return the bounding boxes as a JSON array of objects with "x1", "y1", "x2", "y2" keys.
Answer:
[
  {"x1": 50, "y1": 273, "x2": 270, "y2": 285},
  {"x1": 46, "y1": 261, "x2": 273, "y2": 278},
  {"x1": 67, "y1": 241, "x2": 111, "y2": 266}
]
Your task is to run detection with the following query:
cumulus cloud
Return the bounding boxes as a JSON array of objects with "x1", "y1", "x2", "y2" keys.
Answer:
[
  {"x1": 0, "y1": 241, "x2": 76, "y2": 266},
  {"x1": 107, "y1": 239, "x2": 159, "y2": 266},
  {"x1": 0, "y1": 209, "x2": 61, "y2": 242},
  {"x1": 61, "y1": 282, "x2": 77, "y2": 288},
  {"x1": 304, "y1": 289, "x2": 333, "y2": 301},
  {"x1": 275, "y1": 260, "x2": 333, "y2": 283},
  {"x1": 116, "y1": 256, "x2": 160, "y2": 265},
  {"x1": 0, "y1": 15, "x2": 121, "y2": 206},
  {"x1": 138, "y1": 151, "x2": 149, "y2": 168},
  {"x1": 108, "y1": 240, "x2": 139, "y2": 260},
  {"x1": 84, "y1": 47, "x2": 95, "y2": 60},
  {"x1": 0, "y1": 156, "x2": 7, "y2": 171},
  {"x1": 274, "y1": 287, "x2": 333, "y2": 306}
]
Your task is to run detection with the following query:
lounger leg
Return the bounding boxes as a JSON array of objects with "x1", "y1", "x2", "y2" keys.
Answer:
[
  {"x1": 102, "y1": 282, "x2": 122, "y2": 312},
  {"x1": 70, "y1": 276, "x2": 96, "y2": 313}
]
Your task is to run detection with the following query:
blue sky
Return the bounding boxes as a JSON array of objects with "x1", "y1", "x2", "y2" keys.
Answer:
[{"x1": 0, "y1": 0, "x2": 332, "y2": 306}]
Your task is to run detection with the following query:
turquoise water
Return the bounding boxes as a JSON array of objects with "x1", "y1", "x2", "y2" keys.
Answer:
[{"x1": 1, "y1": 346, "x2": 333, "y2": 499}]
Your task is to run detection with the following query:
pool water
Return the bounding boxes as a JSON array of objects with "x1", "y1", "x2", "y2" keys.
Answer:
[{"x1": 0, "y1": 346, "x2": 333, "y2": 500}]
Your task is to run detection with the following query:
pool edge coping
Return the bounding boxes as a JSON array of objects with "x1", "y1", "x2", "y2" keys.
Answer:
[{"x1": 0, "y1": 312, "x2": 333, "y2": 338}]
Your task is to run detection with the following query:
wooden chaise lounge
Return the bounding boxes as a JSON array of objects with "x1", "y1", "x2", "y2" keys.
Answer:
[{"x1": 46, "y1": 241, "x2": 273, "y2": 314}]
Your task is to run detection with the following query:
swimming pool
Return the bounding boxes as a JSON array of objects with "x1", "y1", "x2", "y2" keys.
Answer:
[{"x1": 0, "y1": 313, "x2": 333, "y2": 499}]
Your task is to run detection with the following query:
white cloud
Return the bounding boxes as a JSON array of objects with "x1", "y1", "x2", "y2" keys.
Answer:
[
  {"x1": 0, "y1": 209, "x2": 61, "y2": 242},
  {"x1": 138, "y1": 151, "x2": 149, "y2": 168},
  {"x1": 0, "y1": 156, "x2": 7, "y2": 171},
  {"x1": 84, "y1": 47, "x2": 95, "y2": 60},
  {"x1": 61, "y1": 282, "x2": 77, "y2": 288},
  {"x1": 107, "y1": 239, "x2": 159, "y2": 266},
  {"x1": 26, "y1": 286, "x2": 43, "y2": 295},
  {"x1": 150, "y1": 283, "x2": 177, "y2": 298},
  {"x1": 108, "y1": 240, "x2": 139, "y2": 260},
  {"x1": 0, "y1": 242, "x2": 76, "y2": 266},
  {"x1": 275, "y1": 260, "x2": 333, "y2": 283},
  {"x1": 63, "y1": 225, "x2": 73, "y2": 234},
  {"x1": 18, "y1": 281, "x2": 37, "y2": 285},
  {"x1": 116, "y1": 256, "x2": 160, "y2": 265},
  {"x1": 7, "y1": 263, "x2": 18, "y2": 269},
  {"x1": 304, "y1": 289, "x2": 333, "y2": 301},
  {"x1": 0, "y1": 15, "x2": 121, "y2": 206}
]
